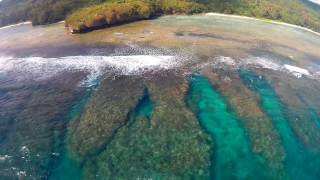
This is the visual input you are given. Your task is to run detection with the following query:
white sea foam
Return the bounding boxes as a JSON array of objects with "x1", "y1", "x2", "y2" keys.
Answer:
[
  {"x1": 211, "y1": 56, "x2": 315, "y2": 79},
  {"x1": 215, "y1": 56, "x2": 236, "y2": 66},
  {"x1": 0, "y1": 55, "x2": 177, "y2": 86},
  {"x1": 243, "y1": 57, "x2": 282, "y2": 70},
  {"x1": 16, "y1": 171, "x2": 27, "y2": 178},
  {"x1": 283, "y1": 64, "x2": 310, "y2": 78},
  {"x1": 0, "y1": 155, "x2": 11, "y2": 162}
]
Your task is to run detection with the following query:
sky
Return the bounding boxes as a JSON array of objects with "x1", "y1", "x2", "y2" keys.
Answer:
[{"x1": 308, "y1": 0, "x2": 320, "y2": 5}]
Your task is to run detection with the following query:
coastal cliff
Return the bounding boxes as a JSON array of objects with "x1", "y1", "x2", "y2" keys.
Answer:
[{"x1": 65, "y1": 0, "x2": 205, "y2": 33}]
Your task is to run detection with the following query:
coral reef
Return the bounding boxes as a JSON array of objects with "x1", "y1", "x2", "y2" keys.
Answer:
[{"x1": 202, "y1": 68, "x2": 287, "y2": 179}]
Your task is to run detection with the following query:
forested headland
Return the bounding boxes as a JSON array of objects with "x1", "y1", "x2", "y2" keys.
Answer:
[{"x1": 0, "y1": 0, "x2": 320, "y2": 33}]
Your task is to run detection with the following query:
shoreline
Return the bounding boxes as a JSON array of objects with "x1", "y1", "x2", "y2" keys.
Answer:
[
  {"x1": 204, "y1": 12, "x2": 320, "y2": 37},
  {"x1": 1, "y1": 13, "x2": 320, "y2": 38},
  {"x1": 0, "y1": 21, "x2": 32, "y2": 30}
]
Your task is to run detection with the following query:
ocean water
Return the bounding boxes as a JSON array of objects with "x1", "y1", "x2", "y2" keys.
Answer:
[
  {"x1": 49, "y1": 83, "x2": 151, "y2": 180},
  {"x1": 239, "y1": 69, "x2": 320, "y2": 180},
  {"x1": 1, "y1": 14, "x2": 320, "y2": 180},
  {"x1": 1, "y1": 55, "x2": 320, "y2": 179},
  {"x1": 187, "y1": 74, "x2": 269, "y2": 180},
  {"x1": 49, "y1": 87, "x2": 96, "y2": 180},
  {"x1": 131, "y1": 89, "x2": 153, "y2": 126}
]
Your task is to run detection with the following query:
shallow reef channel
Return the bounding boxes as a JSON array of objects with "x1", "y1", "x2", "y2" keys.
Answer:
[
  {"x1": 126, "y1": 89, "x2": 154, "y2": 128},
  {"x1": 76, "y1": 73, "x2": 213, "y2": 179},
  {"x1": 49, "y1": 86, "x2": 96, "y2": 180},
  {"x1": 186, "y1": 74, "x2": 269, "y2": 179},
  {"x1": 239, "y1": 68, "x2": 320, "y2": 180}
]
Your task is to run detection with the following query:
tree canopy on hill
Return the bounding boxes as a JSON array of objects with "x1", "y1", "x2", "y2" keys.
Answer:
[
  {"x1": 0, "y1": 0, "x2": 105, "y2": 26},
  {"x1": 0, "y1": 0, "x2": 320, "y2": 33},
  {"x1": 65, "y1": 0, "x2": 207, "y2": 33}
]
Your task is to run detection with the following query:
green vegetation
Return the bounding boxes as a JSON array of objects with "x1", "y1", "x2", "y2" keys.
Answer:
[
  {"x1": 65, "y1": 0, "x2": 320, "y2": 33},
  {"x1": 158, "y1": 0, "x2": 206, "y2": 14},
  {"x1": 234, "y1": 0, "x2": 320, "y2": 32},
  {"x1": 0, "y1": 0, "x2": 105, "y2": 26},
  {"x1": 65, "y1": 0, "x2": 155, "y2": 33},
  {"x1": 65, "y1": 0, "x2": 206, "y2": 33},
  {"x1": 1, "y1": 0, "x2": 320, "y2": 33}
]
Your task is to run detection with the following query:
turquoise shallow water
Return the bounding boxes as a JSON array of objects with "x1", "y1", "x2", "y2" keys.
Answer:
[
  {"x1": 49, "y1": 152, "x2": 81, "y2": 180},
  {"x1": 49, "y1": 87, "x2": 96, "y2": 180},
  {"x1": 187, "y1": 74, "x2": 269, "y2": 180},
  {"x1": 239, "y1": 69, "x2": 320, "y2": 180},
  {"x1": 1, "y1": 13, "x2": 320, "y2": 180},
  {"x1": 309, "y1": 109, "x2": 320, "y2": 128},
  {"x1": 132, "y1": 89, "x2": 153, "y2": 123},
  {"x1": 1, "y1": 70, "x2": 320, "y2": 179}
]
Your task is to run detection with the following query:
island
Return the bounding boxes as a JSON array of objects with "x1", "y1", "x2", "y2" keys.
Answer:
[
  {"x1": 1, "y1": 0, "x2": 320, "y2": 33},
  {"x1": 1, "y1": 1, "x2": 320, "y2": 179}
]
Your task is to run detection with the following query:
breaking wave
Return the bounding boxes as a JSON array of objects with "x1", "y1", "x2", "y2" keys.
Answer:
[
  {"x1": 0, "y1": 55, "x2": 177, "y2": 86},
  {"x1": 210, "y1": 56, "x2": 315, "y2": 79}
]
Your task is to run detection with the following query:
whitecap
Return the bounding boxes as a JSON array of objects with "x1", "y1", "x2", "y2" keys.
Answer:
[
  {"x1": 208, "y1": 56, "x2": 315, "y2": 79},
  {"x1": 215, "y1": 56, "x2": 236, "y2": 66},
  {"x1": 0, "y1": 155, "x2": 11, "y2": 162},
  {"x1": 283, "y1": 64, "x2": 310, "y2": 78},
  {"x1": 0, "y1": 55, "x2": 177, "y2": 87},
  {"x1": 242, "y1": 57, "x2": 282, "y2": 70},
  {"x1": 203, "y1": 56, "x2": 238, "y2": 70},
  {"x1": 16, "y1": 171, "x2": 27, "y2": 178}
]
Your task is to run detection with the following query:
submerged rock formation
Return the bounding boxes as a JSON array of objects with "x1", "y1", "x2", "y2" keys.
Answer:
[
  {"x1": 202, "y1": 68, "x2": 287, "y2": 179},
  {"x1": 67, "y1": 75, "x2": 145, "y2": 163},
  {"x1": 68, "y1": 71, "x2": 213, "y2": 179}
]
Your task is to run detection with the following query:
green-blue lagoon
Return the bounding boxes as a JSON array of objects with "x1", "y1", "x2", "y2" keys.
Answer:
[{"x1": 0, "y1": 14, "x2": 320, "y2": 180}]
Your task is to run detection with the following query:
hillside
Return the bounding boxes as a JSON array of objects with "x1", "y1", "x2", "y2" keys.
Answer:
[
  {"x1": 65, "y1": 0, "x2": 206, "y2": 33},
  {"x1": 1, "y1": 0, "x2": 320, "y2": 33},
  {"x1": 0, "y1": 0, "x2": 105, "y2": 26}
]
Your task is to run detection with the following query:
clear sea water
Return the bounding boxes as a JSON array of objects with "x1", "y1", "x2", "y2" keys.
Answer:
[{"x1": 0, "y1": 15, "x2": 320, "y2": 180}]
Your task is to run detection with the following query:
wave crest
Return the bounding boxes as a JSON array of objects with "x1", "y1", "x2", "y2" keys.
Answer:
[{"x1": 0, "y1": 55, "x2": 177, "y2": 86}]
